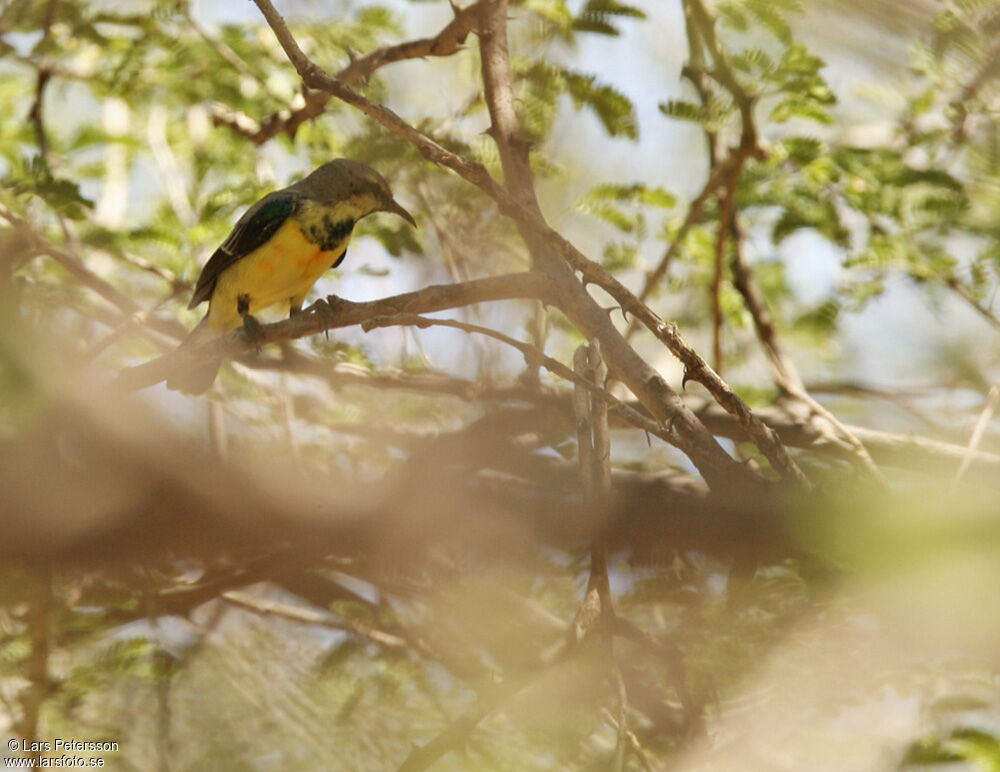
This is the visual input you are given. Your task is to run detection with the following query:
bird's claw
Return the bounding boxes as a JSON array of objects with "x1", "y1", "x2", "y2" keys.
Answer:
[{"x1": 241, "y1": 313, "x2": 265, "y2": 351}]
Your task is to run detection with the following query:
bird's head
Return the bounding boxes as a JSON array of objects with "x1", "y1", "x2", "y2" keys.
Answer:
[{"x1": 304, "y1": 159, "x2": 416, "y2": 227}]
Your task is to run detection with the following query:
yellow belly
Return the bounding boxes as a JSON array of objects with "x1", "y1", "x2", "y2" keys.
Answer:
[{"x1": 206, "y1": 218, "x2": 347, "y2": 332}]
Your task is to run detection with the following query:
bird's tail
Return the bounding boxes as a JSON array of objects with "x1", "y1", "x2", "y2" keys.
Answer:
[{"x1": 165, "y1": 317, "x2": 224, "y2": 395}]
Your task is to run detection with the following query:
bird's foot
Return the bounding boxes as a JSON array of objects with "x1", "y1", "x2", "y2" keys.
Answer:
[
  {"x1": 304, "y1": 298, "x2": 328, "y2": 315},
  {"x1": 241, "y1": 313, "x2": 265, "y2": 351},
  {"x1": 305, "y1": 295, "x2": 346, "y2": 320}
]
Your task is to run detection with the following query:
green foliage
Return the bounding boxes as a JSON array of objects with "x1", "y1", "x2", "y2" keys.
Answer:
[
  {"x1": 659, "y1": 99, "x2": 714, "y2": 126},
  {"x1": 562, "y1": 68, "x2": 638, "y2": 138},
  {"x1": 2, "y1": 156, "x2": 93, "y2": 219},
  {"x1": 576, "y1": 182, "x2": 675, "y2": 234},
  {"x1": 517, "y1": 61, "x2": 637, "y2": 140},
  {"x1": 571, "y1": 0, "x2": 646, "y2": 36},
  {"x1": 792, "y1": 299, "x2": 840, "y2": 340},
  {"x1": 902, "y1": 728, "x2": 1000, "y2": 771}
]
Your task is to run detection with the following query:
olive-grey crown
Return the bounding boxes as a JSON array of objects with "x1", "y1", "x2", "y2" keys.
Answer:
[{"x1": 292, "y1": 159, "x2": 415, "y2": 225}]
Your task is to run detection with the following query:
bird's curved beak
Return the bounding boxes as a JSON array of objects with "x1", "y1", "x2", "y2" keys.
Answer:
[{"x1": 381, "y1": 197, "x2": 417, "y2": 227}]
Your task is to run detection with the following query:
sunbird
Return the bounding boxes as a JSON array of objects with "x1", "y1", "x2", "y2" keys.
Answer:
[{"x1": 167, "y1": 159, "x2": 415, "y2": 394}]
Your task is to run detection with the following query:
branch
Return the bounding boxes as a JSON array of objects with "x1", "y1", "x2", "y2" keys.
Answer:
[
  {"x1": 218, "y1": 1, "x2": 483, "y2": 144},
  {"x1": 394, "y1": 671, "x2": 536, "y2": 772},
  {"x1": 14, "y1": 566, "x2": 53, "y2": 758},
  {"x1": 624, "y1": 6, "x2": 727, "y2": 337},
  {"x1": 728, "y1": 218, "x2": 887, "y2": 485},
  {"x1": 952, "y1": 37, "x2": 1000, "y2": 144},
  {"x1": 115, "y1": 271, "x2": 550, "y2": 392},
  {"x1": 360, "y1": 313, "x2": 674, "y2": 444},
  {"x1": 222, "y1": 591, "x2": 408, "y2": 649},
  {"x1": 570, "y1": 341, "x2": 632, "y2": 769},
  {"x1": 569, "y1": 342, "x2": 614, "y2": 643},
  {"x1": 249, "y1": 351, "x2": 503, "y2": 400},
  {"x1": 686, "y1": 395, "x2": 1000, "y2": 489},
  {"x1": 729, "y1": 221, "x2": 804, "y2": 393},
  {"x1": 685, "y1": 0, "x2": 764, "y2": 160},
  {"x1": 670, "y1": 0, "x2": 882, "y2": 485},
  {"x1": 625, "y1": 162, "x2": 724, "y2": 340},
  {"x1": 252, "y1": 0, "x2": 504, "y2": 194},
  {"x1": 475, "y1": 0, "x2": 779, "y2": 489},
  {"x1": 28, "y1": 69, "x2": 53, "y2": 164},
  {"x1": 27, "y1": 0, "x2": 58, "y2": 165},
  {"x1": 249, "y1": 0, "x2": 804, "y2": 490},
  {"x1": 27, "y1": 0, "x2": 73, "y2": 246},
  {"x1": 600, "y1": 705, "x2": 654, "y2": 772},
  {"x1": 550, "y1": 238, "x2": 810, "y2": 488},
  {"x1": 612, "y1": 616, "x2": 701, "y2": 734},
  {"x1": 710, "y1": 165, "x2": 741, "y2": 372}
]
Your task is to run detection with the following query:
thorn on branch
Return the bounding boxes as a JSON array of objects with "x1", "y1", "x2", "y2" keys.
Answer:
[{"x1": 681, "y1": 365, "x2": 705, "y2": 391}]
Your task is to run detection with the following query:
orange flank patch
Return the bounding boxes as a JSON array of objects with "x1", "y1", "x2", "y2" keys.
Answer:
[{"x1": 298, "y1": 248, "x2": 331, "y2": 280}]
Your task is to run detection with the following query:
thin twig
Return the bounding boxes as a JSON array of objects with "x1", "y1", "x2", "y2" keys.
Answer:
[
  {"x1": 624, "y1": 164, "x2": 723, "y2": 341},
  {"x1": 612, "y1": 616, "x2": 702, "y2": 734},
  {"x1": 570, "y1": 342, "x2": 613, "y2": 643},
  {"x1": 27, "y1": 0, "x2": 58, "y2": 164},
  {"x1": 728, "y1": 218, "x2": 887, "y2": 484},
  {"x1": 184, "y1": 7, "x2": 284, "y2": 102},
  {"x1": 15, "y1": 565, "x2": 52, "y2": 761},
  {"x1": 953, "y1": 383, "x2": 1000, "y2": 485},
  {"x1": 611, "y1": 666, "x2": 630, "y2": 772},
  {"x1": 27, "y1": 0, "x2": 74, "y2": 245},
  {"x1": 85, "y1": 288, "x2": 182, "y2": 360},
  {"x1": 600, "y1": 706, "x2": 654, "y2": 772},
  {"x1": 945, "y1": 277, "x2": 1000, "y2": 332},
  {"x1": 952, "y1": 37, "x2": 1000, "y2": 144},
  {"x1": 222, "y1": 591, "x2": 409, "y2": 649},
  {"x1": 729, "y1": 220, "x2": 804, "y2": 393},
  {"x1": 0, "y1": 205, "x2": 188, "y2": 342},
  {"x1": 394, "y1": 670, "x2": 532, "y2": 772},
  {"x1": 710, "y1": 166, "x2": 740, "y2": 372},
  {"x1": 361, "y1": 313, "x2": 675, "y2": 444},
  {"x1": 218, "y1": 1, "x2": 483, "y2": 144}
]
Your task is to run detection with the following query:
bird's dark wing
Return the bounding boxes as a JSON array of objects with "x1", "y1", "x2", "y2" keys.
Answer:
[{"x1": 188, "y1": 191, "x2": 300, "y2": 308}]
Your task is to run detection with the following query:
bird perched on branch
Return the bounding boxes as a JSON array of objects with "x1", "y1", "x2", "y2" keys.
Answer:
[{"x1": 167, "y1": 159, "x2": 416, "y2": 394}]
